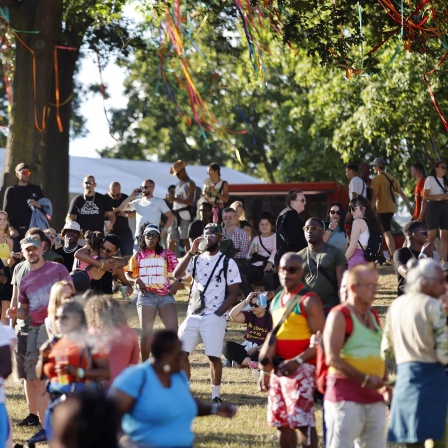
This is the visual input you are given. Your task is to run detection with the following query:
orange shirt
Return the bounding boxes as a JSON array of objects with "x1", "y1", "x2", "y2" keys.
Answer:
[{"x1": 413, "y1": 177, "x2": 425, "y2": 220}]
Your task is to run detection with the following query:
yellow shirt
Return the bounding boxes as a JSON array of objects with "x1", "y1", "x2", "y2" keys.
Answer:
[{"x1": 371, "y1": 172, "x2": 400, "y2": 213}]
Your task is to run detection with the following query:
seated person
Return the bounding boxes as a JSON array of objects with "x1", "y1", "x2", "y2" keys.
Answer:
[{"x1": 223, "y1": 292, "x2": 272, "y2": 368}]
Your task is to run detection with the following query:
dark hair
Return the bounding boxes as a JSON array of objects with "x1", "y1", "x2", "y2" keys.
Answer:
[
  {"x1": 60, "y1": 301, "x2": 87, "y2": 328},
  {"x1": 26, "y1": 227, "x2": 50, "y2": 248},
  {"x1": 103, "y1": 234, "x2": 120, "y2": 249},
  {"x1": 151, "y1": 330, "x2": 180, "y2": 360},
  {"x1": 208, "y1": 163, "x2": 221, "y2": 175},
  {"x1": 138, "y1": 221, "x2": 163, "y2": 254},
  {"x1": 168, "y1": 184, "x2": 176, "y2": 191},
  {"x1": 411, "y1": 162, "x2": 425, "y2": 174},
  {"x1": 257, "y1": 211, "x2": 275, "y2": 231},
  {"x1": 84, "y1": 230, "x2": 104, "y2": 252},
  {"x1": 350, "y1": 195, "x2": 382, "y2": 234},
  {"x1": 346, "y1": 163, "x2": 358, "y2": 172},
  {"x1": 285, "y1": 189, "x2": 303, "y2": 208},
  {"x1": 404, "y1": 220, "x2": 426, "y2": 235},
  {"x1": 199, "y1": 202, "x2": 213, "y2": 212},
  {"x1": 326, "y1": 202, "x2": 346, "y2": 230},
  {"x1": 430, "y1": 160, "x2": 448, "y2": 187},
  {"x1": 223, "y1": 207, "x2": 236, "y2": 215},
  {"x1": 307, "y1": 217, "x2": 325, "y2": 229}
]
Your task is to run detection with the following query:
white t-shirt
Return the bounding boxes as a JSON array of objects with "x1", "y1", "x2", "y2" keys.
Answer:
[
  {"x1": 424, "y1": 176, "x2": 447, "y2": 195},
  {"x1": 185, "y1": 251, "x2": 241, "y2": 315},
  {"x1": 173, "y1": 180, "x2": 192, "y2": 220},
  {"x1": 349, "y1": 176, "x2": 367, "y2": 199},
  {"x1": 130, "y1": 196, "x2": 170, "y2": 233},
  {"x1": 0, "y1": 324, "x2": 17, "y2": 403}
]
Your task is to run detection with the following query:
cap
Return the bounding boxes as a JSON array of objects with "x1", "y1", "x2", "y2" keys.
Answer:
[
  {"x1": 370, "y1": 157, "x2": 386, "y2": 167},
  {"x1": 143, "y1": 224, "x2": 161, "y2": 235},
  {"x1": 61, "y1": 221, "x2": 81, "y2": 236},
  {"x1": 204, "y1": 223, "x2": 222, "y2": 234},
  {"x1": 170, "y1": 160, "x2": 188, "y2": 176},
  {"x1": 20, "y1": 236, "x2": 41, "y2": 249},
  {"x1": 15, "y1": 163, "x2": 30, "y2": 172}
]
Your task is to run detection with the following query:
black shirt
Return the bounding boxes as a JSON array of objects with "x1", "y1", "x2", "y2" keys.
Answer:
[
  {"x1": 109, "y1": 194, "x2": 132, "y2": 235},
  {"x1": 275, "y1": 209, "x2": 307, "y2": 265},
  {"x1": 68, "y1": 193, "x2": 112, "y2": 233},
  {"x1": 55, "y1": 245, "x2": 82, "y2": 272},
  {"x1": 393, "y1": 247, "x2": 419, "y2": 296},
  {"x1": 4, "y1": 184, "x2": 44, "y2": 228}
]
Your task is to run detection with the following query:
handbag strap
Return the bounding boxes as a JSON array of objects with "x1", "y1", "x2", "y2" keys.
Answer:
[
  {"x1": 433, "y1": 176, "x2": 448, "y2": 193},
  {"x1": 258, "y1": 235, "x2": 271, "y2": 255},
  {"x1": 268, "y1": 293, "x2": 302, "y2": 346},
  {"x1": 190, "y1": 253, "x2": 226, "y2": 297}
]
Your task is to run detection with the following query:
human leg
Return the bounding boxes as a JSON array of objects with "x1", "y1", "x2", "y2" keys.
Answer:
[
  {"x1": 158, "y1": 299, "x2": 178, "y2": 332},
  {"x1": 298, "y1": 426, "x2": 318, "y2": 448},
  {"x1": 356, "y1": 401, "x2": 386, "y2": 448},
  {"x1": 178, "y1": 314, "x2": 201, "y2": 379},
  {"x1": 278, "y1": 427, "x2": 297, "y2": 448},
  {"x1": 222, "y1": 341, "x2": 248, "y2": 365},
  {"x1": 440, "y1": 230, "x2": 448, "y2": 262},
  {"x1": 383, "y1": 231, "x2": 395, "y2": 257},
  {"x1": 137, "y1": 300, "x2": 158, "y2": 360}
]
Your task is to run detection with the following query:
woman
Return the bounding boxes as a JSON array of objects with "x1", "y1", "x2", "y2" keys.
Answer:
[
  {"x1": 37, "y1": 301, "x2": 110, "y2": 440},
  {"x1": 125, "y1": 224, "x2": 179, "y2": 360},
  {"x1": 323, "y1": 202, "x2": 347, "y2": 252},
  {"x1": 223, "y1": 292, "x2": 273, "y2": 368},
  {"x1": 108, "y1": 330, "x2": 236, "y2": 448},
  {"x1": 421, "y1": 160, "x2": 448, "y2": 270},
  {"x1": 345, "y1": 195, "x2": 382, "y2": 269},
  {"x1": 275, "y1": 189, "x2": 307, "y2": 265},
  {"x1": 245, "y1": 212, "x2": 276, "y2": 292},
  {"x1": 230, "y1": 200, "x2": 252, "y2": 239},
  {"x1": 84, "y1": 295, "x2": 139, "y2": 387},
  {"x1": 45, "y1": 280, "x2": 76, "y2": 338},
  {"x1": 201, "y1": 162, "x2": 229, "y2": 223},
  {"x1": 382, "y1": 258, "x2": 448, "y2": 446},
  {"x1": 0, "y1": 211, "x2": 14, "y2": 324}
]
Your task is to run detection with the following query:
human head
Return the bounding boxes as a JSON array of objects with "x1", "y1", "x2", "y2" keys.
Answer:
[
  {"x1": 44, "y1": 228, "x2": 58, "y2": 248},
  {"x1": 25, "y1": 227, "x2": 49, "y2": 251},
  {"x1": 207, "y1": 162, "x2": 221, "y2": 179},
  {"x1": 411, "y1": 162, "x2": 425, "y2": 180},
  {"x1": 304, "y1": 218, "x2": 325, "y2": 246},
  {"x1": 139, "y1": 223, "x2": 163, "y2": 254},
  {"x1": 370, "y1": 157, "x2": 386, "y2": 173},
  {"x1": 198, "y1": 202, "x2": 212, "y2": 222},
  {"x1": 285, "y1": 189, "x2": 306, "y2": 214},
  {"x1": 0, "y1": 211, "x2": 10, "y2": 235},
  {"x1": 230, "y1": 201, "x2": 246, "y2": 220},
  {"x1": 345, "y1": 163, "x2": 359, "y2": 180},
  {"x1": 222, "y1": 207, "x2": 237, "y2": 228},
  {"x1": 108, "y1": 181, "x2": 121, "y2": 199},
  {"x1": 141, "y1": 179, "x2": 155, "y2": 198},
  {"x1": 20, "y1": 235, "x2": 44, "y2": 264},
  {"x1": 149, "y1": 330, "x2": 185, "y2": 374},
  {"x1": 168, "y1": 184, "x2": 176, "y2": 196},
  {"x1": 83, "y1": 175, "x2": 96, "y2": 194},
  {"x1": 100, "y1": 234, "x2": 120, "y2": 259},
  {"x1": 406, "y1": 258, "x2": 445, "y2": 298},
  {"x1": 339, "y1": 270, "x2": 349, "y2": 302},
  {"x1": 84, "y1": 295, "x2": 127, "y2": 330},
  {"x1": 326, "y1": 202, "x2": 345, "y2": 228},
  {"x1": 55, "y1": 300, "x2": 87, "y2": 336},
  {"x1": 61, "y1": 221, "x2": 81, "y2": 248},
  {"x1": 84, "y1": 230, "x2": 104, "y2": 253},
  {"x1": 170, "y1": 160, "x2": 189, "y2": 180},
  {"x1": 347, "y1": 264, "x2": 378, "y2": 306},
  {"x1": 257, "y1": 211, "x2": 275, "y2": 235},
  {"x1": 359, "y1": 162, "x2": 371, "y2": 181},
  {"x1": 48, "y1": 281, "x2": 75, "y2": 335},
  {"x1": 278, "y1": 253, "x2": 304, "y2": 291},
  {"x1": 203, "y1": 223, "x2": 222, "y2": 253},
  {"x1": 15, "y1": 163, "x2": 31, "y2": 184},
  {"x1": 403, "y1": 221, "x2": 428, "y2": 248},
  {"x1": 430, "y1": 160, "x2": 447, "y2": 180},
  {"x1": 350, "y1": 195, "x2": 372, "y2": 221}
]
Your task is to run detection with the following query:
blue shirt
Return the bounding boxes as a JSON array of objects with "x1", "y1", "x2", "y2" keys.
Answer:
[{"x1": 112, "y1": 363, "x2": 197, "y2": 447}]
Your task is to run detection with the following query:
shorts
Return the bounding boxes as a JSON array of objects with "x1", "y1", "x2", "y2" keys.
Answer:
[
  {"x1": 348, "y1": 249, "x2": 366, "y2": 270},
  {"x1": 378, "y1": 213, "x2": 394, "y2": 232},
  {"x1": 24, "y1": 324, "x2": 48, "y2": 380},
  {"x1": 268, "y1": 363, "x2": 316, "y2": 429},
  {"x1": 426, "y1": 201, "x2": 448, "y2": 231},
  {"x1": 136, "y1": 291, "x2": 175, "y2": 309},
  {"x1": 168, "y1": 217, "x2": 191, "y2": 242},
  {"x1": 14, "y1": 331, "x2": 28, "y2": 379},
  {"x1": 178, "y1": 313, "x2": 227, "y2": 358}
]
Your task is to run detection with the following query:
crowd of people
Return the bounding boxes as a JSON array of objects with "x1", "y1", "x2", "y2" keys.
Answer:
[{"x1": 0, "y1": 157, "x2": 448, "y2": 448}]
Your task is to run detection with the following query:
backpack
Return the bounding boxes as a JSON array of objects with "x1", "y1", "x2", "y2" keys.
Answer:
[
  {"x1": 359, "y1": 218, "x2": 383, "y2": 262},
  {"x1": 219, "y1": 238, "x2": 239, "y2": 258},
  {"x1": 315, "y1": 304, "x2": 381, "y2": 394}
]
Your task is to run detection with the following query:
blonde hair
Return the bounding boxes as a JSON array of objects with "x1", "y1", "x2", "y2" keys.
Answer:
[
  {"x1": 230, "y1": 201, "x2": 246, "y2": 220},
  {"x1": 47, "y1": 281, "x2": 75, "y2": 332},
  {"x1": 0, "y1": 210, "x2": 10, "y2": 236},
  {"x1": 84, "y1": 295, "x2": 127, "y2": 329}
]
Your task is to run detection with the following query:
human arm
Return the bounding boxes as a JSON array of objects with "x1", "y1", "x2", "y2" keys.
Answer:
[
  {"x1": 163, "y1": 210, "x2": 175, "y2": 232},
  {"x1": 116, "y1": 189, "x2": 140, "y2": 213},
  {"x1": 6, "y1": 302, "x2": 29, "y2": 321},
  {"x1": 208, "y1": 181, "x2": 229, "y2": 204},
  {"x1": 175, "y1": 180, "x2": 197, "y2": 206},
  {"x1": 229, "y1": 293, "x2": 257, "y2": 323},
  {"x1": 74, "y1": 247, "x2": 118, "y2": 271},
  {"x1": 0, "y1": 345, "x2": 12, "y2": 379},
  {"x1": 423, "y1": 187, "x2": 448, "y2": 202},
  {"x1": 112, "y1": 268, "x2": 133, "y2": 298},
  {"x1": 370, "y1": 187, "x2": 378, "y2": 209},
  {"x1": 336, "y1": 263, "x2": 347, "y2": 291},
  {"x1": 105, "y1": 211, "x2": 116, "y2": 232},
  {"x1": 60, "y1": 356, "x2": 110, "y2": 381},
  {"x1": 397, "y1": 186, "x2": 414, "y2": 214},
  {"x1": 173, "y1": 237, "x2": 203, "y2": 279},
  {"x1": 380, "y1": 308, "x2": 395, "y2": 362},
  {"x1": 345, "y1": 218, "x2": 364, "y2": 260},
  {"x1": 417, "y1": 197, "x2": 427, "y2": 221},
  {"x1": 214, "y1": 283, "x2": 241, "y2": 317},
  {"x1": 323, "y1": 219, "x2": 339, "y2": 243},
  {"x1": 324, "y1": 308, "x2": 384, "y2": 389}
]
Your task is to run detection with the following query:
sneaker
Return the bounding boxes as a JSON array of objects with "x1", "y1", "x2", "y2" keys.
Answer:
[
  {"x1": 385, "y1": 258, "x2": 394, "y2": 266},
  {"x1": 249, "y1": 361, "x2": 259, "y2": 369},
  {"x1": 231, "y1": 360, "x2": 241, "y2": 368},
  {"x1": 26, "y1": 428, "x2": 47, "y2": 444},
  {"x1": 212, "y1": 396, "x2": 223, "y2": 404},
  {"x1": 223, "y1": 359, "x2": 232, "y2": 367},
  {"x1": 17, "y1": 413, "x2": 40, "y2": 427}
]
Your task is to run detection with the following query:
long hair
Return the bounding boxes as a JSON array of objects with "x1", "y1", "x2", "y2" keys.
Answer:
[
  {"x1": 326, "y1": 202, "x2": 346, "y2": 230},
  {"x1": 430, "y1": 160, "x2": 448, "y2": 188},
  {"x1": 285, "y1": 189, "x2": 303, "y2": 208},
  {"x1": 47, "y1": 281, "x2": 75, "y2": 334},
  {"x1": 84, "y1": 295, "x2": 127, "y2": 329},
  {"x1": 350, "y1": 195, "x2": 382, "y2": 234},
  {"x1": 257, "y1": 211, "x2": 275, "y2": 235},
  {"x1": 138, "y1": 221, "x2": 163, "y2": 255},
  {"x1": 0, "y1": 210, "x2": 10, "y2": 236},
  {"x1": 84, "y1": 230, "x2": 104, "y2": 252}
]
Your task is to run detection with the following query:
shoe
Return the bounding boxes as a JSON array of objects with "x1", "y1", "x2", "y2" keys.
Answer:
[
  {"x1": 385, "y1": 258, "x2": 394, "y2": 266},
  {"x1": 441, "y1": 261, "x2": 448, "y2": 271},
  {"x1": 212, "y1": 396, "x2": 223, "y2": 404},
  {"x1": 26, "y1": 428, "x2": 47, "y2": 444},
  {"x1": 17, "y1": 413, "x2": 40, "y2": 427},
  {"x1": 223, "y1": 359, "x2": 232, "y2": 367},
  {"x1": 231, "y1": 361, "x2": 242, "y2": 368},
  {"x1": 249, "y1": 361, "x2": 259, "y2": 369}
]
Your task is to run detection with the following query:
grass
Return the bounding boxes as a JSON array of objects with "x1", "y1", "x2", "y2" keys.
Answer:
[{"x1": 6, "y1": 265, "x2": 406, "y2": 447}]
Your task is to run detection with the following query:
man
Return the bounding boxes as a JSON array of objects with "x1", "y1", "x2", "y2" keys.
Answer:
[
  {"x1": 107, "y1": 181, "x2": 134, "y2": 259},
  {"x1": 371, "y1": 157, "x2": 413, "y2": 262},
  {"x1": 346, "y1": 163, "x2": 367, "y2": 200},
  {"x1": 167, "y1": 160, "x2": 196, "y2": 252},
  {"x1": 174, "y1": 223, "x2": 241, "y2": 403},
  {"x1": 116, "y1": 179, "x2": 174, "y2": 244},
  {"x1": 393, "y1": 221, "x2": 433, "y2": 296},
  {"x1": 7, "y1": 234, "x2": 72, "y2": 445},
  {"x1": 258, "y1": 253, "x2": 325, "y2": 448},
  {"x1": 66, "y1": 174, "x2": 115, "y2": 233},
  {"x1": 411, "y1": 162, "x2": 426, "y2": 221},
  {"x1": 55, "y1": 221, "x2": 83, "y2": 272},
  {"x1": 188, "y1": 202, "x2": 213, "y2": 243},
  {"x1": 222, "y1": 207, "x2": 250, "y2": 259},
  {"x1": 3, "y1": 163, "x2": 44, "y2": 251},
  {"x1": 323, "y1": 264, "x2": 387, "y2": 448},
  {"x1": 298, "y1": 218, "x2": 347, "y2": 313}
]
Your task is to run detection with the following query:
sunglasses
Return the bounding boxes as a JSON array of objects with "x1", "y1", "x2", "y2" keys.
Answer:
[
  {"x1": 45, "y1": 234, "x2": 57, "y2": 239},
  {"x1": 350, "y1": 206, "x2": 360, "y2": 212},
  {"x1": 19, "y1": 170, "x2": 31, "y2": 175},
  {"x1": 100, "y1": 244, "x2": 114, "y2": 255},
  {"x1": 329, "y1": 210, "x2": 341, "y2": 215},
  {"x1": 249, "y1": 302, "x2": 259, "y2": 308},
  {"x1": 144, "y1": 232, "x2": 159, "y2": 238},
  {"x1": 279, "y1": 266, "x2": 302, "y2": 274},
  {"x1": 141, "y1": 186, "x2": 153, "y2": 189},
  {"x1": 295, "y1": 198, "x2": 306, "y2": 203},
  {"x1": 84, "y1": 181, "x2": 95, "y2": 185},
  {"x1": 439, "y1": 166, "x2": 447, "y2": 170},
  {"x1": 303, "y1": 225, "x2": 323, "y2": 231}
]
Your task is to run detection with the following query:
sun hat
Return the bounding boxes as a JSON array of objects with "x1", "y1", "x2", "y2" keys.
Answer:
[{"x1": 170, "y1": 160, "x2": 188, "y2": 176}]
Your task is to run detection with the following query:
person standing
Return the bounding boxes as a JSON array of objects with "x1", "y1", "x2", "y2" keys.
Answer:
[
  {"x1": 299, "y1": 218, "x2": 347, "y2": 314},
  {"x1": 188, "y1": 202, "x2": 213, "y2": 243},
  {"x1": 107, "y1": 181, "x2": 134, "y2": 259},
  {"x1": 323, "y1": 264, "x2": 388, "y2": 448},
  {"x1": 370, "y1": 157, "x2": 413, "y2": 262},
  {"x1": 201, "y1": 162, "x2": 229, "y2": 223},
  {"x1": 258, "y1": 253, "x2": 325, "y2": 448},
  {"x1": 55, "y1": 222, "x2": 83, "y2": 272},
  {"x1": 3, "y1": 163, "x2": 44, "y2": 251},
  {"x1": 6, "y1": 235, "x2": 72, "y2": 445},
  {"x1": 412, "y1": 162, "x2": 426, "y2": 222},
  {"x1": 346, "y1": 163, "x2": 367, "y2": 200},
  {"x1": 174, "y1": 223, "x2": 241, "y2": 403},
  {"x1": 167, "y1": 160, "x2": 197, "y2": 253},
  {"x1": 66, "y1": 175, "x2": 115, "y2": 234}
]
